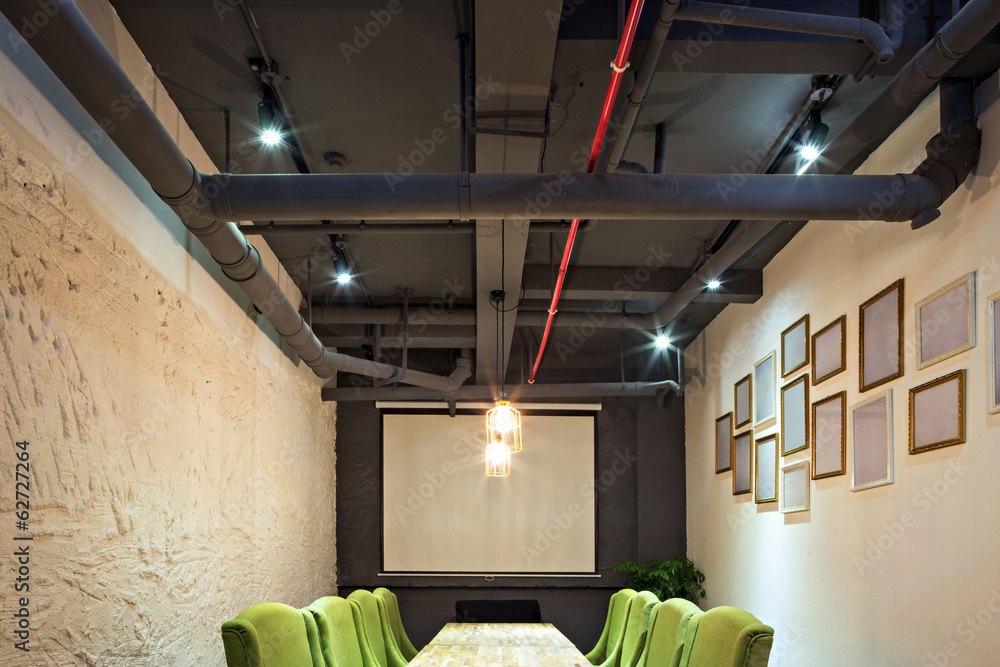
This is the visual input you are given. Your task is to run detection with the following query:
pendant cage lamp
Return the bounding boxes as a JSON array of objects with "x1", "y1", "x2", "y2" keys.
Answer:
[
  {"x1": 487, "y1": 397, "x2": 522, "y2": 453},
  {"x1": 485, "y1": 438, "x2": 511, "y2": 477}
]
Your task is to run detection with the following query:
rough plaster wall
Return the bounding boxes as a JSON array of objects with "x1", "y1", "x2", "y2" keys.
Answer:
[{"x1": 0, "y1": 120, "x2": 337, "y2": 664}]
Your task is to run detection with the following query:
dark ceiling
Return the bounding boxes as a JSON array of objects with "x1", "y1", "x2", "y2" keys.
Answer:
[{"x1": 108, "y1": 0, "x2": 1000, "y2": 389}]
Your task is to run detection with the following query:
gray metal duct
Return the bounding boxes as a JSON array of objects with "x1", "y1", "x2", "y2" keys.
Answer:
[
  {"x1": 321, "y1": 380, "x2": 680, "y2": 402},
  {"x1": 201, "y1": 172, "x2": 946, "y2": 224},
  {"x1": 236, "y1": 220, "x2": 598, "y2": 236},
  {"x1": 1, "y1": 0, "x2": 472, "y2": 391},
  {"x1": 680, "y1": 1, "x2": 896, "y2": 64}
]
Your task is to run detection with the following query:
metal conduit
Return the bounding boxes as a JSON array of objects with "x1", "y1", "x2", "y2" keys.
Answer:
[
  {"x1": 0, "y1": 0, "x2": 473, "y2": 392},
  {"x1": 235, "y1": 221, "x2": 603, "y2": 236},
  {"x1": 321, "y1": 380, "x2": 680, "y2": 402}
]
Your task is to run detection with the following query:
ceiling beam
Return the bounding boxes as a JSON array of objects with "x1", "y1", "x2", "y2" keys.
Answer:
[{"x1": 520, "y1": 265, "x2": 762, "y2": 303}]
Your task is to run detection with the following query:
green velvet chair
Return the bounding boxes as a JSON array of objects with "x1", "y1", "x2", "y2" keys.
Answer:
[
  {"x1": 373, "y1": 588, "x2": 420, "y2": 660},
  {"x1": 600, "y1": 590, "x2": 659, "y2": 667},
  {"x1": 681, "y1": 606, "x2": 773, "y2": 667},
  {"x1": 635, "y1": 598, "x2": 702, "y2": 667},
  {"x1": 346, "y1": 590, "x2": 409, "y2": 667},
  {"x1": 585, "y1": 588, "x2": 637, "y2": 665},
  {"x1": 221, "y1": 602, "x2": 324, "y2": 667},
  {"x1": 306, "y1": 596, "x2": 381, "y2": 667}
]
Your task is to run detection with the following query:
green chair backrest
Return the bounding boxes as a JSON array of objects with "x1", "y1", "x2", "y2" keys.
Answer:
[
  {"x1": 636, "y1": 599, "x2": 702, "y2": 667},
  {"x1": 221, "y1": 602, "x2": 323, "y2": 667},
  {"x1": 374, "y1": 588, "x2": 420, "y2": 660},
  {"x1": 585, "y1": 589, "x2": 637, "y2": 665},
  {"x1": 682, "y1": 606, "x2": 773, "y2": 667},
  {"x1": 615, "y1": 591, "x2": 659, "y2": 667},
  {"x1": 306, "y1": 596, "x2": 380, "y2": 667},
  {"x1": 347, "y1": 590, "x2": 409, "y2": 667}
]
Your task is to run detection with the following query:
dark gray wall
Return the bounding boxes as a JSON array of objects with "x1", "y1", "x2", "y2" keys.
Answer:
[{"x1": 335, "y1": 395, "x2": 685, "y2": 650}]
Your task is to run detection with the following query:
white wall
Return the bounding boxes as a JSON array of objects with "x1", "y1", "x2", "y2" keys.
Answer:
[
  {"x1": 0, "y1": 2, "x2": 337, "y2": 664},
  {"x1": 685, "y1": 75, "x2": 1000, "y2": 667}
]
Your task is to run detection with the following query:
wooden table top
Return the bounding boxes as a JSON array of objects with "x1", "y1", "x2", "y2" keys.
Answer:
[{"x1": 410, "y1": 623, "x2": 589, "y2": 666}]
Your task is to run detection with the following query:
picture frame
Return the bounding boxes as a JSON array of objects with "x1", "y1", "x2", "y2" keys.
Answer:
[
  {"x1": 715, "y1": 412, "x2": 733, "y2": 474},
  {"x1": 780, "y1": 460, "x2": 810, "y2": 514},
  {"x1": 734, "y1": 374, "x2": 752, "y2": 429},
  {"x1": 780, "y1": 373, "x2": 809, "y2": 455},
  {"x1": 812, "y1": 391, "x2": 846, "y2": 479},
  {"x1": 859, "y1": 279, "x2": 904, "y2": 392},
  {"x1": 754, "y1": 352, "x2": 777, "y2": 427},
  {"x1": 989, "y1": 291, "x2": 1000, "y2": 415},
  {"x1": 916, "y1": 272, "x2": 976, "y2": 370},
  {"x1": 733, "y1": 430, "x2": 753, "y2": 496},
  {"x1": 754, "y1": 433, "x2": 779, "y2": 504},
  {"x1": 812, "y1": 315, "x2": 847, "y2": 385},
  {"x1": 909, "y1": 369, "x2": 966, "y2": 454},
  {"x1": 781, "y1": 315, "x2": 810, "y2": 377},
  {"x1": 851, "y1": 390, "x2": 894, "y2": 492}
]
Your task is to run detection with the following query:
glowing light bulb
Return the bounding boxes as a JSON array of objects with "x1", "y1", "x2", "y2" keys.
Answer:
[
  {"x1": 707, "y1": 279, "x2": 721, "y2": 290},
  {"x1": 260, "y1": 129, "x2": 282, "y2": 146},
  {"x1": 485, "y1": 441, "x2": 511, "y2": 477},
  {"x1": 655, "y1": 334, "x2": 670, "y2": 350},
  {"x1": 800, "y1": 145, "x2": 820, "y2": 161},
  {"x1": 336, "y1": 272, "x2": 352, "y2": 285}
]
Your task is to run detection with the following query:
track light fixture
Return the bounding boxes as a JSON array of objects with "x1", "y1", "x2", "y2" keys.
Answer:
[
  {"x1": 257, "y1": 99, "x2": 283, "y2": 146},
  {"x1": 796, "y1": 110, "x2": 829, "y2": 175}
]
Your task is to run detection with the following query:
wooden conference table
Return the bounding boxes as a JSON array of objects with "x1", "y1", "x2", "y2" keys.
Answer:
[{"x1": 408, "y1": 622, "x2": 590, "y2": 666}]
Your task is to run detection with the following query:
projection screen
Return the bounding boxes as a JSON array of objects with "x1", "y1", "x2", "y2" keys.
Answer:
[{"x1": 382, "y1": 412, "x2": 596, "y2": 574}]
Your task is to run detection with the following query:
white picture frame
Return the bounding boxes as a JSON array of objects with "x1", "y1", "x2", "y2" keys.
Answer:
[
  {"x1": 780, "y1": 373, "x2": 809, "y2": 455},
  {"x1": 851, "y1": 390, "x2": 894, "y2": 492},
  {"x1": 780, "y1": 460, "x2": 810, "y2": 514},
  {"x1": 754, "y1": 352, "x2": 776, "y2": 427},
  {"x1": 733, "y1": 430, "x2": 753, "y2": 496},
  {"x1": 916, "y1": 272, "x2": 976, "y2": 370},
  {"x1": 754, "y1": 433, "x2": 779, "y2": 504},
  {"x1": 812, "y1": 391, "x2": 846, "y2": 479},
  {"x1": 989, "y1": 291, "x2": 1000, "y2": 415}
]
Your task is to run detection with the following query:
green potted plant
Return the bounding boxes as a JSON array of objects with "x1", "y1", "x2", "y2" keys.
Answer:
[{"x1": 614, "y1": 558, "x2": 706, "y2": 604}]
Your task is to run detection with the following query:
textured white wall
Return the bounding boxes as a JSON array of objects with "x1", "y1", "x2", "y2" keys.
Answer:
[
  {"x1": 0, "y1": 2, "x2": 337, "y2": 665},
  {"x1": 684, "y1": 78, "x2": 1000, "y2": 666}
]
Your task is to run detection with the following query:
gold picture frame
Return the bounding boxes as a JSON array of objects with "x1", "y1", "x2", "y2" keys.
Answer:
[
  {"x1": 734, "y1": 374, "x2": 753, "y2": 429},
  {"x1": 812, "y1": 391, "x2": 846, "y2": 479},
  {"x1": 915, "y1": 272, "x2": 976, "y2": 370},
  {"x1": 780, "y1": 373, "x2": 810, "y2": 455},
  {"x1": 909, "y1": 369, "x2": 966, "y2": 454},
  {"x1": 754, "y1": 433, "x2": 779, "y2": 504},
  {"x1": 989, "y1": 291, "x2": 1000, "y2": 415},
  {"x1": 859, "y1": 279, "x2": 904, "y2": 393},
  {"x1": 781, "y1": 315, "x2": 810, "y2": 378},
  {"x1": 733, "y1": 430, "x2": 753, "y2": 496},
  {"x1": 715, "y1": 412, "x2": 733, "y2": 474},
  {"x1": 812, "y1": 315, "x2": 847, "y2": 386}
]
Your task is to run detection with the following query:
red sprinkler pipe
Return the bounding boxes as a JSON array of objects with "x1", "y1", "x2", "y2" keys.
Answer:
[{"x1": 528, "y1": 0, "x2": 647, "y2": 384}]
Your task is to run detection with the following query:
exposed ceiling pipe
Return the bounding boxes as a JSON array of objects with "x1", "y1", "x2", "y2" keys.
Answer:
[
  {"x1": 235, "y1": 220, "x2": 602, "y2": 236},
  {"x1": 310, "y1": 308, "x2": 660, "y2": 329},
  {"x1": 202, "y1": 171, "x2": 951, "y2": 223},
  {"x1": 679, "y1": 1, "x2": 897, "y2": 64},
  {"x1": 321, "y1": 380, "x2": 680, "y2": 402},
  {"x1": 650, "y1": 0, "x2": 992, "y2": 337},
  {"x1": 527, "y1": 0, "x2": 647, "y2": 384},
  {"x1": 605, "y1": 0, "x2": 681, "y2": 175},
  {"x1": 1, "y1": 0, "x2": 473, "y2": 392}
]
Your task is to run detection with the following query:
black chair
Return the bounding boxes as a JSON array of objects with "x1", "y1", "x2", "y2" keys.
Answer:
[{"x1": 454, "y1": 599, "x2": 542, "y2": 623}]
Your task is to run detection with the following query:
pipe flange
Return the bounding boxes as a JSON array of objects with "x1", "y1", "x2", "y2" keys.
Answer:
[{"x1": 220, "y1": 243, "x2": 262, "y2": 283}]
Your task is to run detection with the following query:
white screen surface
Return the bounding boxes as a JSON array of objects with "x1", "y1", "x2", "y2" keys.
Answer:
[{"x1": 382, "y1": 413, "x2": 596, "y2": 574}]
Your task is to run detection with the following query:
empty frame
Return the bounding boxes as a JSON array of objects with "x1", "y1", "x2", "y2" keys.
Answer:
[
  {"x1": 733, "y1": 431, "x2": 753, "y2": 495},
  {"x1": 754, "y1": 434, "x2": 779, "y2": 504},
  {"x1": 909, "y1": 370, "x2": 966, "y2": 454},
  {"x1": 812, "y1": 392, "x2": 846, "y2": 479},
  {"x1": 851, "y1": 390, "x2": 893, "y2": 491},
  {"x1": 735, "y1": 374, "x2": 752, "y2": 428},
  {"x1": 716, "y1": 413, "x2": 733, "y2": 473},
  {"x1": 780, "y1": 374, "x2": 809, "y2": 455},
  {"x1": 780, "y1": 460, "x2": 810, "y2": 514},
  {"x1": 782, "y1": 315, "x2": 810, "y2": 377},
  {"x1": 754, "y1": 352, "x2": 776, "y2": 426},
  {"x1": 860, "y1": 279, "x2": 904, "y2": 392},
  {"x1": 916, "y1": 272, "x2": 976, "y2": 369},
  {"x1": 812, "y1": 316, "x2": 847, "y2": 385},
  {"x1": 990, "y1": 291, "x2": 1000, "y2": 414}
]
